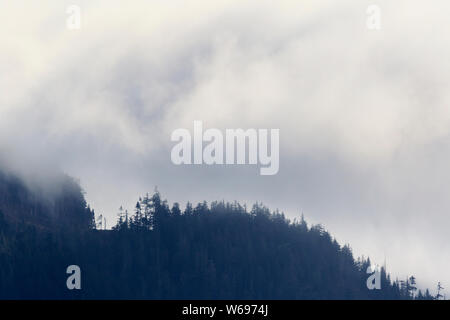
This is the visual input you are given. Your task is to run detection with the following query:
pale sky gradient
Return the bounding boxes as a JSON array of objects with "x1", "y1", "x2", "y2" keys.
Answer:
[{"x1": 1, "y1": 0, "x2": 450, "y2": 296}]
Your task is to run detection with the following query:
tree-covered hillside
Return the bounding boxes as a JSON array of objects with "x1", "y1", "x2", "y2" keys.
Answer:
[
  {"x1": 0, "y1": 172, "x2": 435, "y2": 299},
  {"x1": 0, "y1": 169, "x2": 94, "y2": 231}
]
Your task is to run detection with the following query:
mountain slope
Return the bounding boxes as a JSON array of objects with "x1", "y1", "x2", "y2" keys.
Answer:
[
  {"x1": 0, "y1": 169, "x2": 94, "y2": 231},
  {"x1": 0, "y1": 173, "x2": 434, "y2": 299}
]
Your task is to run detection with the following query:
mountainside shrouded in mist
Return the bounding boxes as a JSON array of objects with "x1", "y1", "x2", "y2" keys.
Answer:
[
  {"x1": 0, "y1": 170, "x2": 435, "y2": 299},
  {"x1": 0, "y1": 168, "x2": 94, "y2": 231}
]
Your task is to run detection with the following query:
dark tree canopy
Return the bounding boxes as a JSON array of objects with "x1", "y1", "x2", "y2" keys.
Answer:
[{"x1": 0, "y1": 172, "x2": 436, "y2": 299}]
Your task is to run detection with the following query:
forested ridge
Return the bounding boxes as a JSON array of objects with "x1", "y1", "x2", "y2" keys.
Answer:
[{"x1": 0, "y1": 170, "x2": 436, "y2": 299}]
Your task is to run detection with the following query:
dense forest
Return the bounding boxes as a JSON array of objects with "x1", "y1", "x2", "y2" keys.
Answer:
[{"x1": 0, "y1": 169, "x2": 437, "y2": 299}]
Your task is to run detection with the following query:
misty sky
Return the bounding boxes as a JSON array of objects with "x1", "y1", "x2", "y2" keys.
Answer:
[{"x1": 1, "y1": 0, "x2": 450, "y2": 295}]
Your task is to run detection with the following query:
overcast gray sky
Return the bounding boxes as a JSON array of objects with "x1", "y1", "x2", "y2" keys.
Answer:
[{"x1": 1, "y1": 0, "x2": 450, "y2": 295}]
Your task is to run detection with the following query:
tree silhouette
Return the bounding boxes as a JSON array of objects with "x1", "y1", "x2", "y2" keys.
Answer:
[{"x1": 0, "y1": 169, "x2": 439, "y2": 300}]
